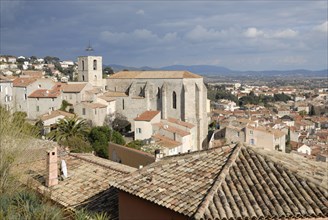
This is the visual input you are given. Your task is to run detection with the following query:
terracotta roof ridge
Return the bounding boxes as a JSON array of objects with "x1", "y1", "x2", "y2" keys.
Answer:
[
  {"x1": 193, "y1": 143, "x2": 242, "y2": 219},
  {"x1": 248, "y1": 146, "x2": 328, "y2": 190},
  {"x1": 69, "y1": 153, "x2": 134, "y2": 174},
  {"x1": 161, "y1": 145, "x2": 231, "y2": 160}
]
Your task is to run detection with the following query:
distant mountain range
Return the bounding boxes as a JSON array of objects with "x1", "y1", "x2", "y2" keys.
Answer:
[{"x1": 106, "y1": 64, "x2": 328, "y2": 77}]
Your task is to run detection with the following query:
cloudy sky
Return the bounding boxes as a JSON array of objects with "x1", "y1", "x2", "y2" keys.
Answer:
[{"x1": 1, "y1": 0, "x2": 327, "y2": 70}]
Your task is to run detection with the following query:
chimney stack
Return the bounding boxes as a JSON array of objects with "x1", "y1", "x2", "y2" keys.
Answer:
[
  {"x1": 154, "y1": 149, "x2": 163, "y2": 162},
  {"x1": 46, "y1": 147, "x2": 58, "y2": 187}
]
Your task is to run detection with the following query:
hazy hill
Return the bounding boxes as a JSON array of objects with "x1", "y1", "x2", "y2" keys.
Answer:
[{"x1": 105, "y1": 64, "x2": 327, "y2": 77}]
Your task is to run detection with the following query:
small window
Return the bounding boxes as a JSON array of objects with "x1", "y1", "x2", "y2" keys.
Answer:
[
  {"x1": 93, "y1": 59, "x2": 97, "y2": 70},
  {"x1": 250, "y1": 130, "x2": 253, "y2": 135},
  {"x1": 82, "y1": 75, "x2": 85, "y2": 81},
  {"x1": 38, "y1": 84, "x2": 41, "y2": 88},
  {"x1": 157, "y1": 88, "x2": 161, "y2": 99},
  {"x1": 172, "y1": 91, "x2": 177, "y2": 109},
  {"x1": 82, "y1": 60, "x2": 85, "y2": 71},
  {"x1": 122, "y1": 99, "x2": 125, "y2": 110},
  {"x1": 24, "y1": 94, "x2": 27, "y2": 100},
  {"x1": 36, "y1": 106, "x2": 39, "y2": 112},
  {"x1": 82, "y1": 108, "x2": 86, "y2": 115},
  {"x1": 52, "y1": 98, "x2": 54, "y2": 101},
  {"x1": 136, "y1": 128, "x2": 142, "y2": 134}
]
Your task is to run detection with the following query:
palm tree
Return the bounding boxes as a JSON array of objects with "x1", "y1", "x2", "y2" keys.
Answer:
[{"x1": 47, "y1": 116, "x2": 90, "y2": 148}]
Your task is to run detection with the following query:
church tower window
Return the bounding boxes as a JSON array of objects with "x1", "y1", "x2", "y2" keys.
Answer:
[
  {"x1": 82, "y1": 60, "x2": 85, "y2": 71},
  {"x1": 172, "y1": 91, "x2": 177, "y2": 109},
  {"x1": 157, "y1": 88, "x2": 161, "y2": 99},
  {"x1": 93, "y1": 59, "x2": 97, "y2": 70}
]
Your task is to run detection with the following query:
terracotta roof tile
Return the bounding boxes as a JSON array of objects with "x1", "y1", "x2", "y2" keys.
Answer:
[
  {"x1": 13, "y1": 77, "x2": 37, "y2": 87},
  {"x1": 167, "y1": 117, "x2": 195, "y2": 128},
  {"x1": 113, "y1": 144, "x2": 328, "y2": 219},
  {"x1": 109, "y1": 71, "x2": 202, "y2": 79},
  {"x1": 39, "y1": 110, "x2": 75, "y2": 121},
  {"x1": 103, "y1": 91, "x2": 128, "y2": 97},
  {"x1": 61, "y1": 83, "x2": 87, "y2": 93},
  {"x1": 152, "y1": 134, "x2": 182, "y2": 148},
  {"x1": 18, "y1": 148, "x2": 136, "y2": 219},
  {"x1": 153, "y1": 122, "x2": 190, "y2": 137},
  {"x1": 82, "y1": 102, "x2": 107, "y2": 109},
  {"x1": 134, "y1": 111, "x2": 160, "y2": 121},
  {"x1": 28, "y1": 88, "x2": 61, "y2": 98}
]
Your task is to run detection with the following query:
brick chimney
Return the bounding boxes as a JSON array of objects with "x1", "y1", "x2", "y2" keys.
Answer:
[
  {"x1": 46, "y1": 147, "x2": 58, "y2": 187},
  {"x1": 154, "y1": 149, "x2": 163, "y2": 162}
]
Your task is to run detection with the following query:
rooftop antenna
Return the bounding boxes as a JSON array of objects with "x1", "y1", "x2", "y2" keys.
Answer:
[{"x1": 85, "y1": 40, "x2": 94, "y2": 54}]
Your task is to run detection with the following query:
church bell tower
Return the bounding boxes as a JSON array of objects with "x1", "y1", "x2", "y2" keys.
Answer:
[{"x1": 77, "y1": 42, "x2": 103, "y2": 87}]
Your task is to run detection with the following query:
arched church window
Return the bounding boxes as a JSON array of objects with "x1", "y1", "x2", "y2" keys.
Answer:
[
  {"x1": 82, "y1": 60, "x2": 85, "y2": 71},
  {"x1": 93, "y1": 59, "x2": 97, "y2": 70},
  {"x1": 157, "y1": 88, "x2": 161, "y2": 99},
  {"x1": 172, "y1": 91, "x2": 177, "y2": 109}
]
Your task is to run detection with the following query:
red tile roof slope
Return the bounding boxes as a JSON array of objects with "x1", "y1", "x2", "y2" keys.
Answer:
[
  {"x1": 13, "y1": 77, "x2": 37, "y2": 87},
  {"x1": 113, "y1": 144, "x2": 328, "y2": 219},
  {"x1": 134, "y1": 110, "x2": 160, "y2": 121},
  {"x1": 28, "y1": 89, "x2": 61, "y2": 98}
]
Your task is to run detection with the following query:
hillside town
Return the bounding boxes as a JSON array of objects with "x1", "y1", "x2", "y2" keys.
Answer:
[{"x1": 1, "y1": 54, "x2": 328, "y2": 219}]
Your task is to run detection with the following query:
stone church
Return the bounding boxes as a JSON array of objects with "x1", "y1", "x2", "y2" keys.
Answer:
[{"x1": 77, "y1": 55, "x2": 208, "y2": 150}]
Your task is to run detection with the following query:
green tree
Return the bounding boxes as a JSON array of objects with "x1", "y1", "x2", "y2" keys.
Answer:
[
  {"x1": 111, "y1": 130, "x2": 126, "y2": 145},
  {"x1": 126, "y1": 140, "x2": 143, "y2": 150},
  {"x1": 103, "y1": 66, "x2": 114, "y2": 78},
  {"x1": 274, "y1": 93, "x2": 291, "y2": 102},
  {"x1": 59, "y1": 100, "x2": 72, "y2": 111},
  {"x1": 47, "y1": 117, "x2": 90, "y2": 151},
  {"x1": 89, "y1": 126, "x2": 126, "y2": 158},
  {"x1": 112, "y1": 113, "x2": 130, "y2": 132}
]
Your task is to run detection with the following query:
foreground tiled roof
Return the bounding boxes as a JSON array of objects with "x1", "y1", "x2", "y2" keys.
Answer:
[
  {"x1": 18, "y1": 149, "x2": 136, "y2": 219},
  {"x1": 109, "y1": 71, "x2": 202, "y2": 79},
  {"x1": 113, "y1": 146, "x2": 235, "y2": 217},
  {"x1": 113, "y1": 144, "x2": 328, "y2": 219},
  {"x1": 134, "y1": 110, "x2": 160, "y2": 121}
]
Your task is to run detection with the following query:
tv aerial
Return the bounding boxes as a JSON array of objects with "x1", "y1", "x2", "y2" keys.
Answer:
[{"x1": 85, "y1": 40, "x2": 94, "y2": 54}]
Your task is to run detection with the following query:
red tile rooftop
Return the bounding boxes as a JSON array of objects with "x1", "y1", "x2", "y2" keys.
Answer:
[
  {"x1": 28, "y1": 89, "x2": 61, "y2": 98},
  {"x1": 134, "y1": 110, "x2": 160, "y2": 121}
]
